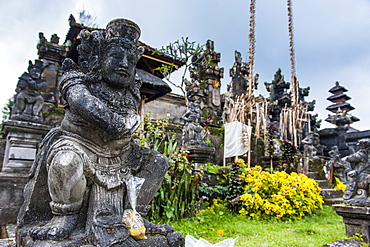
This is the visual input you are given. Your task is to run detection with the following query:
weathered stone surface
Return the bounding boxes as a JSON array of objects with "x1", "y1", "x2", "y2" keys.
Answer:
[
  {"x1": 187, "y1": 146, "x2": 215, "y2": 170},
  {"x1": 187, "y1": 39, "x2": 223, "y2": 120},
  {"x1": 228, "y1": 50, "x2": 248, "y2": 97},
  {"x1": 143, "y1": 93, "x2": 187, "y2": 125},
  {"x1": 0, "y1": 120, "x2": 50, "y2": 227},
  {"x1": 0, "y1": 239, "x2": 15, "y2": 247},
  {"x1": 323, "y1": 239, "x2": 366, "y2": 247},
  {"x1": 0, "y1": 174, "x2": 28, "y2": 226},
  {"x1": 2, "y1": 120, "x2": 50, "y2": 174},
  {"x1": 333, "y1": 204, "x2": 370, "y2": 243}
]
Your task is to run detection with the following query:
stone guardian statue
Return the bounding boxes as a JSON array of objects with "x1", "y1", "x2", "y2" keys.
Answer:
[
  {"x1": 342, "y1": 139, "x2": 370, "y2": 206},
  {"x1": 17, "y1": 18, "x2": 184, "y2": 247},
  {"x1": 11, "y1": 60, "x2": 46, "y2": 122}
]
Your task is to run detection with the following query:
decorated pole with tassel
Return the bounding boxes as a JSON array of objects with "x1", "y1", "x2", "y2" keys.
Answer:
[
  {"x1": 247, "y1": 0, "x2": 257, "y2": 166},
  {"x1": 287, "y1": 0, "x2": 298, "y2": 106}
]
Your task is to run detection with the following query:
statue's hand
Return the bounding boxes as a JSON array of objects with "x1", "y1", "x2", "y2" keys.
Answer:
[
  {"x1": 106, "y1": 113, "x2": 140, "y2": 139},
  {"x1": 28, "y1": 80, "x2": 36, "y2": 87},
  {"x1": 126, "y1": 115, "x2": 140, "y2": 135},
  {"x1": 348, "y1": 170, "x2": 358, "y2": 178}
]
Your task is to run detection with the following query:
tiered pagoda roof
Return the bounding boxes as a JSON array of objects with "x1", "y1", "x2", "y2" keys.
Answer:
[{"x1": 325, "y1": 81, "x2": 359, "y2": 125}]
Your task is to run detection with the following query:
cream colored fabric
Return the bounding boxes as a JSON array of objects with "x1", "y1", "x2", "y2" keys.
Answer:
[{"x1": 224, "y1": 121, "x2": 252, "y2": 158}]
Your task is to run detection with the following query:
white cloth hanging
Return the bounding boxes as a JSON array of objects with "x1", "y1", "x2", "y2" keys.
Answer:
[{"x1": 224, "y1": 121, "x2": 252, "y2": 158}]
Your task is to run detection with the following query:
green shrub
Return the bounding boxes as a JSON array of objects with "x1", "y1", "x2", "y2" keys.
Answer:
[
  {"x1": 148, "y1": 148, "x2": 200, "y2": 221},
  {"x1": 239, "y1": 166, "x2": 323, "y2": 220},
  {"x1": 226, "y1": 159, "x2": 246, "y2": 212},
  {"x1": 136, "y1": 113, "x2": 200, "y2": 221}
]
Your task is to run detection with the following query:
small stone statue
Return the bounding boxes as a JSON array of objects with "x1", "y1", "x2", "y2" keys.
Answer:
[
  {"x1": 11, "y1": 60, "x2": 46, "y2": 122},
  {"x1": 300, "y1": 132, "x2": 319, "y2": 175},
  {"x1": 184, "y1": 78, "x2": 205, "y2": 104},
  {"x1": 342, "y1": 139, "x2": 370, "y2": 206},
  {"x1": 325, "y1": 146, "x2": 349, "y2": 183},
  {"x1": 182, "y1": 101, "x2": 208, "y2": 148},
  {"x1": 17, "y1": 18, "x2": 184, "y2": 246}
]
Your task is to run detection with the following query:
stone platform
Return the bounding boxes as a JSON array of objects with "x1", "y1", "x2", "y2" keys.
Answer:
[{"x1": 333, "y1": 204, "x2": 370, "y2": 243}]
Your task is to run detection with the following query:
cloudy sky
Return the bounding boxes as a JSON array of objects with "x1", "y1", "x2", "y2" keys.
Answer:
[{"x1": 1, "y1": 0, "x2": 370, "y2": 130}]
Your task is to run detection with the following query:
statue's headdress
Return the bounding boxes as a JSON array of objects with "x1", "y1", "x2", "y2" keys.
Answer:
[
  {"x1": 27, "y1": 60, "x2": 45, "y2": 73},
  {"x1": 77, "y1": 18, "x2": 143, "y2": 82},
  {"x1": 105, "y1": 18, "x2": 141, "y2": 43}
]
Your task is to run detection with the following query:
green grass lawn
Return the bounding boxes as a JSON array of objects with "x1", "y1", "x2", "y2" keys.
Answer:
[{"x1": 163, "y1": 205, "x2": 347, "y2": 247}]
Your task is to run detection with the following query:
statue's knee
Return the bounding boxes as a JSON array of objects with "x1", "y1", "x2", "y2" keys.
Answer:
[
  {"x1": 49, "y1": 150, "x2": 84, "y2": 175},
  {"x1": 48, "y1": 150, "x2": 86, "y2": 204}
]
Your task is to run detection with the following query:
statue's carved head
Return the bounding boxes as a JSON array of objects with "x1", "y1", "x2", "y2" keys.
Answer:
[
  {"x1": 357, "y1": 139, "x2": 370, "y2": 150},
  {"x1": 78, "y1": 18, "x2": 144, "y2": 88},
  {"x1": 27, "y1": 60, "x2": 44, "y2": 80}
]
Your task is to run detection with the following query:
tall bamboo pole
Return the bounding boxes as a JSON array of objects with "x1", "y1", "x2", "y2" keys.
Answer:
[
  {"x1": 287, "y1": 0, "x2": 298, "y2": 106},
  {"x1": 247, "y1": 0, "x2": 256, "y2": 96}
]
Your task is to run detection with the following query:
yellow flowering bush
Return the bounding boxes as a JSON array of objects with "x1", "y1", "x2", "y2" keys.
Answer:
[
  {"x1": 334, "y1": 177, "x2": 346, "y2": 192},
  {"x1": 239, "y1": 166, "x2": 323, "y2": 220}
]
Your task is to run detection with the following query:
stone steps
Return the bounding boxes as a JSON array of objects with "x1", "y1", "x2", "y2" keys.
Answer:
[
  {"x1": 321, "y1": 188, "x2": 344, "y2": 199},
  {"x1": 308, "y1": 172, "x2": 344, "y2": 205},
  {"x1": 324, "y1": 197, "x2": 344, "y2": 205},
  {"x1": 308, "y1": 171, "x2": 319, "y2": 180},
  {"x1": 316, "y1": 180, "x2": 332, "y2": 189},
  {"x1": 321, "y1": 188, "x2": 344, "y2": 205}
]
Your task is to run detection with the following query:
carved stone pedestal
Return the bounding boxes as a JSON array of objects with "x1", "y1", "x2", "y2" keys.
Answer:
[
  {"x1": 2, "y1": 119, "x2": 50, "y2": 174},
  {"x1": 0, "y1": 173, "x2": 29, "y2": 226},
  {"x1": 0, "y1": 119, "x2": 50, "y2": 226},
  {"x1": 333, "y1": 204, "x2": 370, "y2": 243},
  {"x1": 186, "y1": 146, "x2": 215, "y2": 170}
]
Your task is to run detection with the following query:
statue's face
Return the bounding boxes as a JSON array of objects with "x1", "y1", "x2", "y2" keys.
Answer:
[
  {"x1": 102, "y1": 44, "x2": 138, "y2": 88},
  {"x1": 30, "y1": 68, "x2": 41, "y2": 79}
]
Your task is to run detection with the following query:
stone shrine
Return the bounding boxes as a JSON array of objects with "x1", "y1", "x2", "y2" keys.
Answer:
[
  {"x1": 0, "y1": 58, "x2": 53, "y2": 227},
  {"x1": 188, "y1": 39, "x2": 224, "y2": 121},
  {"x1": 16, "y1": 18, "x2": 184, "y2": 247}
]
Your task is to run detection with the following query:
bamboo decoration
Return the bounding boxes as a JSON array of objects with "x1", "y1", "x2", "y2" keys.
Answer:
[
  {"x1": 277, "y1": 0, "x2": 313, "y2": 148},
  {"x1": 224, "y1": 0, "x2": 270, "y2": 166},
  {"x1": 279, "y1": 103, "x2": 309, "y2": 147}
]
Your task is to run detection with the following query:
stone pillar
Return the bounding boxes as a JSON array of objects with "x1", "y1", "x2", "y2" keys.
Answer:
[
  {"x1": 2, "y1": 119, "x2": 50, "y2": 174},
  {"x1": 333, "y1": 204, "x2": 370, "y2": 243},
  {"x1": 0, "y1": 119, "x2": 50, "y2": 226},
  {"x1": 187, "y1": 146, "x2": 215, "y2": 171}
]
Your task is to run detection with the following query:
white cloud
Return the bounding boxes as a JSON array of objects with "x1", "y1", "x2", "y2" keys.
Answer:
[{"x1": 1, "y1": 0, "x2": 370, "y2": 131}]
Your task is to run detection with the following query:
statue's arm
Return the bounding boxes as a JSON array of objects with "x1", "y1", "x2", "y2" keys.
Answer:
[
  {"x1": 344, "y1": 152, "x2": 364, "y2": 163},
  {"x1": 65, "y1": 83, "x2": 138, "y2": 137},
  {"x1": 17, "y1": 77, "x2": 28, "y2": 90},
  {"x1": 35, "y1": 80, "x2": 47, "y2": 90}
]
